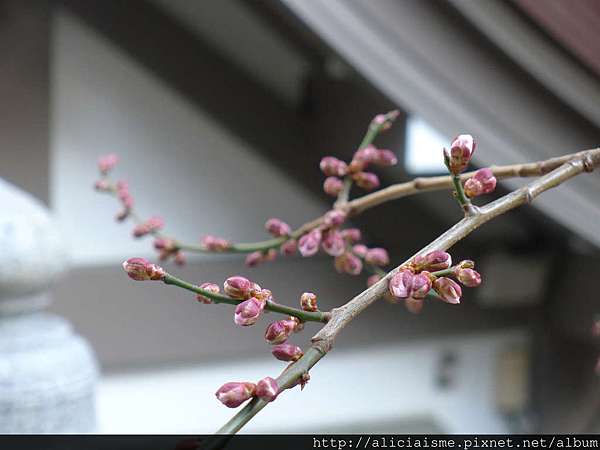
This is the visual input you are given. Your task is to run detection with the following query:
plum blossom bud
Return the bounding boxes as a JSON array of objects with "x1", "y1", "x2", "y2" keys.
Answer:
[
  {"x1": 255, "y1": 377, "x2": 279, "y2": 402},
  {"x1": 245, "y1": 251, "x2": 264, "y2": 267},
  {"x1": 215, "y1": 382, "x2": 256, "y2": 408},
  {"x1": 201, "y1": 235, "x2": 232, "y2": 252},
  {"x1": 341, "y1": 228, "x2": 361, "y2": 243},
  {"x1": 445, "y1": 134, "x2": 475, "y2": 175},
  {"x1": 265, "y1": 218, "x2": 291, "y2": 237},
  {"x1": 411, "y1": 271, "x2": 432, "y2": 299},
  {"x1": 300, "y1": 292, "x2": 318, "y2": 312},
  {"x1": 375, "y1": 149, "x2": 398, "y2": 167},
  {"x1": 464, "y1": 168, "x2": 497, "y2": 197},
  {"x1": 413, "y1": 251, "x2": 452, "y2": 272},
  {"x1": 154, "y1": 237, "x2": 176, "y2": 251},
  {"x1": 433, "y1": 277, "x2": 462, "y2": 304},
  {"x1": 298, "y1": 229, "x2": 322, "y2": 257},
  {"x1": 272, "y1": 343, "x2": 304, "y2": 362},
  {"x1": 321, "y1": 230, "x2": 345, "y2": 257},
  {"x1": 280, "y1": 239, "x2": 297, "y2": 256},
  {"x1": 371, "y1": 110, "x2": 399, "y2": 131},
  {"x1": 320, "y1": 156, "x2": 348, "y2": 177},
  {"x1": 122, "y1": 257, "x2": 165, "y2": 281},
  {"x1": 323, "y1": 210, "x2": 346, "y2": 228},
  {"x1": 132, "y1": 216, "x2": 165, "y2": 238},
  {"x1": 367, "y1": 274, "x2": 381, "y2": 287},
  {"x1": 196, "y1": 282, "x2": 220, "y2": 304},
  {"x1": 94, "y1": 179, "x2": 111, "y2": 191},
  {"x1": 353, "y1": 145, "x2": 378, "y2": 166},
  {"x1": 323, "y1": 177, "x2": 344, "y2": 196},
  {"x1": 174, "y1": 251, "x2": 186, "y2": 266},
  {"x1": 224, "y1": 276, "x2": 252, "y2": 299},
  {"x1": 234, "y1": 297, "x2": 266, "y2": 326},
  {"x1": 352, "y1": 244, "x2": 368, "y2": 258},
  {"x1": 405, "y1": 298, "x2": 424, "y2": 314},
  {"x1": 389, "y1": 269, "x2": 414, "y2": 299},
  {"x1": 264, "y1": 319, "x2": 296, "y2": 345},
  {"x1": 334, "y1": 252, "x2": 363, "y2": 275},
  {"x1": 353, "y1": 172, "x2": 380, "y2": 190},
  {"x1": 98, "y1": 153, "x2": 119, "y2": 174},
  {"x1": 455, "y1": 268, "x2": 482, "y2": 287},
  {"x1": 365, "y1": 248, "x2": 390, "y2": 266}
]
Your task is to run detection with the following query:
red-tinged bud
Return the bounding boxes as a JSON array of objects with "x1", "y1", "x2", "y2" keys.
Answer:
[
  {"x1": 374, "y1": 149, "x2": 398, "y2": 167},
  {"x1": 245, "y1": 251, "x2": 263, "y2": 267},
  {"x1": 215, "y1": 382, "x2": 256, "y2": 408},
  {"x1": 280, "y1": 239, "x2": 297, "y2": 256},
  {"x1": 174, "y1": 251, "x2": 186, "y2": 266},
  {"x1": 411, "y1": 271, "x2": 432, "y2": 299},
  {"x1": 413, "y1": 251, "x2": 452, "y2": 272},
  {"x1": 323, "y1": 210, "x2": 347, "y2": 228},
  {"x1": 334, "y1": 252, "x2": 363, "y2": 275},
  {"x1": 341, "y1": 228, "x2": 361, "y2": 243},
  {"x1": 454, "y1": 268, "x2": 481, "y2": 287},
  {"x1": 201, "y1": 235, "x2": 232, "y2": 252},
  {"x1": 388, "y1": 268, "x2": 414, "y2": 299},
  {"x1": 445, "y1": 134, "x2": 475, "y2": 175},
  {"x1": 371, "y1": 110, "x2": 399, "y2": 131},
  {"x1": 234, "y1": 297, "x2": 265, "y2": 326},
  {"x1": 353, "y1": 172, "x2": 380, "y2": 190},
  {"x1": 319, "y1": 156, "x2": 348, "y2": 177},
  {"x1": 464, "y1": 168, "x2": 497, "y2": 197},
  {"x1": 352, "y1": 244, "x2": 368, "y2": 258},
  {"x1": 405, "y1": 297, "x2": 424, "y2": 314},
  {"x1": 272, "y1": 343, "x2": 303, "y2": 362},
  {"x1": 115, "y1": 208, "x2": 130, "y2": 222},
  {"x1": 154, "y1": 237, "x2": 176, "y2": 251},
  {"x1": 367, "y1": 274, "x2": 381, "y2": 287},
  {"x1": 352, "y1": 145, "x2": 378, "y2": 166},
  {"x1": 255, "y1": 377, "x2": 279, "y2": 402},
  {"x1": 196, "y1": 282, "x2": 220, "y2": 304},
  {"x1": 265, "y1": 218, "x2": 291, "y2": 237},
  {"x1": 298, "y1": 229, "x2": 322, "y2": 257},
  {"x1": 323, "y1": 177, "x2": 344, "y2": 197},
  {"x1": 433, "y1": 277, "x2": 462, "y2": 304},
  {"x1": 122, "y1": 257, "x2": 165, "y2": 281},
  {"x1": 265, "y1": 319, "x2": 296, "y2": 345},
  {"x1": 322, "y1": 230, "x2": 345, "y2": 257},
  {"x1": 300, "y1": 292, "x2": 318, "y2": 312},
  {"x1": 98, "y1": 153, "x2": 119, "y2": 174},
  {"x1": 94, "y1": 179, "x2": 111, "y2": 191},
  {"x1": 223, "y1": 276, "x2": 252, "y2": 299},
  {"x1": 365, "y1": 248, "x2": 390, "y2": 266}
]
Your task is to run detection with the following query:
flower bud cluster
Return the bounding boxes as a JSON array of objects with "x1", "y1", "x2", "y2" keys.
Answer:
[
  {"x1": 133, "y1": 216, "x2": 164, "y2": 238},
  {"x1": 122, "y1": 257, "x2": 166, "y2": 281},
  {"x1": 201, "y1": 234, "x2": 232, "y2": 252},
  {"x1": 153, "y1": 237, "x2": 185, "y2": 265}
]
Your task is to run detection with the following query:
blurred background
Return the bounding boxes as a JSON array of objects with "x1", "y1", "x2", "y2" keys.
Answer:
[{"x1": 1, "y1": 0, "x2": 600, "y2": 434}]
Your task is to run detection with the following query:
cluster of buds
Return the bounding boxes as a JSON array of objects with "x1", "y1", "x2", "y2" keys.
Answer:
[
  {"x1": 387, "y1": 251, "x2": 482, "y2": 314},
  {"x1": 215, "y1": 376, "x2": 279, "y2": 408},
  {"x1": 153, "y1": 237, "x2": 185, "y2": 265},
  {"x1": 464, "y1": 168, "x2": 497, "y2": 198},
  {"x1": 201, "y1": 234, "x2": 232, "y2": 252},
  {"x1": 444, "y1": 134, "x2": 476, "y2": 176},
  {"x1": 133, "y1": 216, "x2": 164, "y2": 238},
  {"x1": 222, "y1": 276, "x2": 271, "y2": 326},
  {"x1": 243, "y1": 218, "x2": 294, "y2": 267},
  {"x1": 114, "y1": 181, "x2": 134, "y2": 221},
  {"x1": 122, "y1": 257, "x2": 166, "y2": 281}
]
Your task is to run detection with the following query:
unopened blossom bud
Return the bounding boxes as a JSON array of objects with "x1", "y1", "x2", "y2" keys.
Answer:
[
  {"x1": 388, "y1": 268, "x2": 414, "y2": 299},
  {"x1": 341, "y1": 228, "x2": 361, "y2": 243},
  {"x1": 411, "y1": 271, "x2": 432, "y2": 299},
  {"x1": 323, "y1": 210, "x2": 346, "y2": 228},
  {"x1": 405, "y1": 298, "x2": 424, "y2": 314},
  {"x1": 445, "y1": 134, "x2": 475, "y2": 175},
  {"x1": 133, "y1": 217, "x2": 164, "y2": 238},
  {"x1": 255, "y1": 377, "x2": 279, "y2": 402},
  {"x1": 98, "y1": 153, "x2": 119, "y2": 174},
  {"x1": 456, "y1": 259, "x2": 475, "y2": 269},
  {"x1": 365, "y1": 248, "x2": 390, "y2": 266},
  {"x1": 367, "y1": 274, "x2": 381, "y2": 287},
  {"x1": 280, "y1": 239, "x2": 297, "y2": 256},
  {"x1": 122, "y1": 257, "x2": 165, "y2": 281},
  {"x1": 319, "y1": 156, "x2": 348, "y2": 177},
  {"x1": 334, "y1": 252, "x2": 363, "y2": 275},
  {"x1": 245, "y1": 251, "x2": 264, "y2": 267},
  {"x1": 455, "y1": 268, "x2": 482, "y2": 287},
  {"x1": 265, "y1": 218, "x2": 291, "y2": 237},
  {"x1": 323, "y1": 177, "x2": 344, "y2": 196},
  {"x1": 94, "y1": 179, "x2": 111, "y2": 191},
  {"x1": 154, "y1": 237, "x2": 176, "y2": 251},
  {"x1": 371, "y1": 110, "x2": 399, "y2": 131},
  {"x1": 413, "y1": 250, "x2": 452, "y2": 272},
  {"x1": 433, "y1": 277, "x2": 462, "y2": 304},
  {"x1": 201, "y1": 235, "x2": 232, "y2": 252},
  {"x1": 322, "y1": 230, "x2": 345, "y2": 257},
  {"x1": 115, "y1": 208, "x2": 130, "y2": 222},
  {"x1": 196, "y1": 282, "x2": 220, "y2": 304},
  {"x1": 272, "y1": 343, "x2": 304, "y2": 362},
  {"x1": 234, "y1": 297, "x2": 265, "y2": 326},
  {"x1": 224, "y1": 276, "x2": 252, "y2": 299},
  {"x1": 300, "y1": 292, "x2": 318, "y2": 312},
  {"x1": 264, "y1": 319, "x2": 296, "y2": 345},
  {"x1": 374, "y1": 149, "x2": 398, "y2": 167},
  {"x1": 352, "y1": 244, "x2": 368, "y2": 258},
  {"x1": 253, "y1": 287, "x2": 272, "y2": 303},
  {"x1": 215, "y1": 382, "x2": 256, "y2": 408},
  {"x1": 352, "y1": 145, "x2": 378, "y2": 166},
  {"x1": 464, "y1": 168, "x2": 497, "y2": 197},
  {"x1": 353, "y1": 172, "x2": 380, "y2": 190},
  {"x1": 174, "y1": 251, "x2": 186, "y2": 266},
  {"x1": 298, "y1": 229, "x2": 322, "y2": 257}
]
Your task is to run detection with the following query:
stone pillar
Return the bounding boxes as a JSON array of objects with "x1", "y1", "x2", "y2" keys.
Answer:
[{"x1": 0, "y1": 178, "x2": 98, "y2": 432}]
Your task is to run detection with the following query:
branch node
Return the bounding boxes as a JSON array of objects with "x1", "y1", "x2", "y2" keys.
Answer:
[{"x1": 583, "y1": 154, "x2": 595, "y2": 173}]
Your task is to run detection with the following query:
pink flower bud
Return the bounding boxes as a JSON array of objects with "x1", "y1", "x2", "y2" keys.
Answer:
[
  {"x1": 154, "y1": 237, "x2": 176, "y2": 251},
  {"x1": 411, "y1": 271, "x2": 432, "y2": 299},
  {"x1": 445, "y1": 134, "x2": 475, "y2": 175},
  {"x1": 122, "y1": 257, "x2": 165, "y2": 281},
  {"x1": 374, "y1": 149, "x2": 398, "y2": 167},
  {"x1": 215, "y1": 382, "x2": 256, "y2": 408},
  {"x1": 334, "y1": 252, "x2": 363, "y2": 275},
  {"x1": 388, "y1": 268, "x2": 414, "y2": 299},
  {"x1": 353, "y1": 172, "x2": 380, "y2": 190},
  {"x1": 98, "y1": 153, "x2": 119, "y2": 174},
  {"x1": 264, "y1": 319, "x2": 296, "y2": 345},
  {"x1": 341, "y1": 228, "x2": 361, "y2": 243},
  {"x1": 300, "y1": 292, "x2": 318, "y2": 312},
  {"x1": 245, "y1": 251, "x2": 264, "y2": 267},
  {"x1": 223, "y1": 276, "x2": 252, "y2": 299},
  {"x1": 115, "y1": 209, "x2": 130, "y2": 222},
  {"x1": 405, "y1": 297, "x2": 424, "y2": 314},
  {"x1": 298, "y1": 229, "x2": 322, "y2": 257},
  {"x1": 174, "y1": 251, "x2": 186, "y2": 266},
  {"x1": 464, "y1": 168, "x2": 497, "y2": 197},
  {"x1": 116, "y1": 180, "x2": 128, "y2": 191},
  {"x1": 280, "y1": 239, "x2": 297, "y2": 256},
  {"x1": 94, "y1": 179, "x2": 111, "y2": 191},
  {"x1": 323, "y1": 177, "x2": 344, "y2": 196},
  {"x1": 353, "y1": 145, "x2": 378, "y2": 165},
  {"x1": 321, "y1": 230, "x2": 345, "y2": 257},
  {"x1": 201, "y1": 235, "x2": 232, "y2": 252},
  {"x1": 433, "y1": 277, "x2": 462, "y2": 304},
  {"x1": 255, "y1": 377, "x2": 279, "y2": 402},
  {"x1": 196, "y1": 282, "x2": 220, "y2": 304},
  {"x1": 365, "y1": 248, "x2": 390, "y2": 266},
  {"x1": 352, "y1": 244, "x2": 368, "y2": 258},
  {"x1": 265, "y1": 218, "x2": 291, "y2": 237},
  {"x1": 413, "y1": 251, "x2": 452, "y2": 272},
  {"x1": 323, "y1": 210, "x2": 347, "y2": 228},
  {"x1": 371, "y1": 110, "x2": 399, "y2": 131},
  {"x1": 454, "y1": 268, "x2": 482, "y2": 287},
  {"x1": 234, "y1": 297, "x2": 265, "y2": 326},
  {"x1": 272, "y1": 343, "x2": 304, "y2": 362},
  {"x1": 367, "y1": 274, "x2": 381, "y2": 287},
  {"x1": 319, "y1": 156, "x2": 348, "y2": 177}
]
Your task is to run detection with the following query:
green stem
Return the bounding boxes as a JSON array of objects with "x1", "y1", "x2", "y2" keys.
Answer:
[
  {"x1": 163, "y1": 274, "x2": 328, "y2": 323},
  {"x1": 430, "y1": 267, "x2": 456, "y2": 277},
  {"x1": 451, "y1": 174, "x2": 472, "y2": 209},
  {"x1": 176, "y1": 236, "x2": 287, "y2": 254}
]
